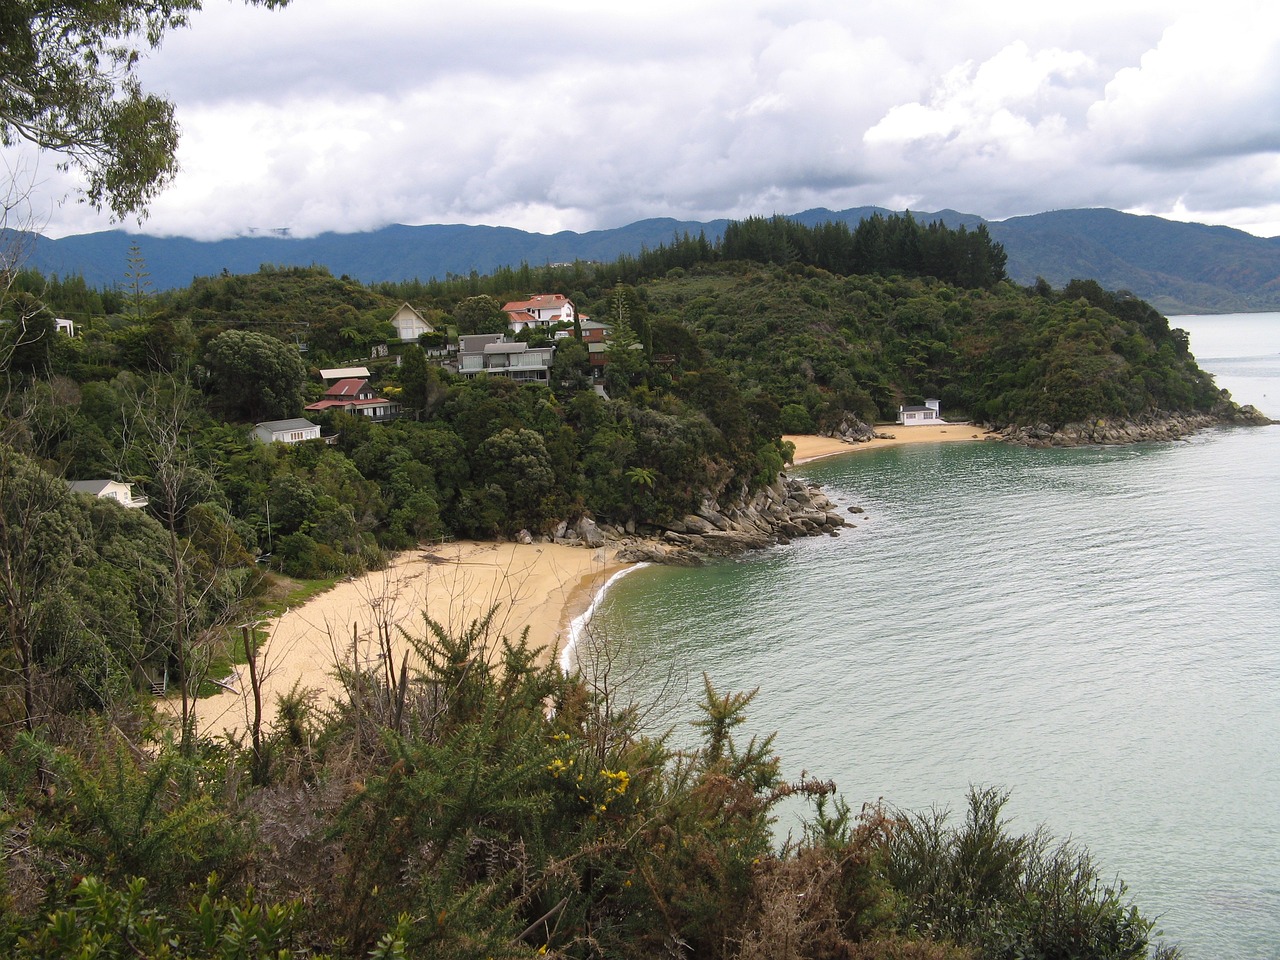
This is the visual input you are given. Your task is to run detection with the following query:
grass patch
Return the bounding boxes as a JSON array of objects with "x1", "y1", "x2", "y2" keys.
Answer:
[{"x1": 195, "y1": 572, "x2": 341, "y2": 698}]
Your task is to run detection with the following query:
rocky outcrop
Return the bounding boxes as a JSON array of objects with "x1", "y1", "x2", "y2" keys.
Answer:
[
  {"x1": 547, "y1": 476, "x2": 859, "y2": 565},
  {"x1": 823, "y1": 415, "x2": 878, "y2": 443},
  {"x1": 819, "y1": 414, "x2": 897, "y2": 444},
  {"x1": 1219, "y1": 403, "x2": 1276, "y2": 426},
  {"x1": 992, "y1": 405, "x2": 1276, "y2": 448}
]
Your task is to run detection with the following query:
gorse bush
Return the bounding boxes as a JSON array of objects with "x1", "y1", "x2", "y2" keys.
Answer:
[
  {"x1": 1, "y1": 610, "x2": 1179, "y2": 959},
  {"x1": 883, "y1": 786, "x2": 1173, "y2": 960}
]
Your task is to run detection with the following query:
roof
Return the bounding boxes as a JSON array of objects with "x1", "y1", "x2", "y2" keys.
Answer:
[
  {"x1": 900, "y1": 405, "x2": 936, "y2": 413},
  {"x1": 458, "y1": 333, "x2": 506, "y2": 353},
  {"x1": 305, "y1": 397, "x2": 391, "y2": 411},
  {"x1": 501, "y1": 294, "x2": 570, "y2": 312},
  {"x1": 68, "y1": 480, "x2": 119, "y2": 495},
  {"x1": 319, "y1": 366, "x2": 371, "y2": 381},
  {"x1": 484, "y1": 342, "x2": 531, "y2": 354},
  {"x1": 506, "y1": 310, "x2": 538, "y2": 323},
  {"x1": 255, "y1": 418, "x2": 319, "y2": 432},
  {"x1": 325, "y1": 378, "x2": 369, "y2": 398}
]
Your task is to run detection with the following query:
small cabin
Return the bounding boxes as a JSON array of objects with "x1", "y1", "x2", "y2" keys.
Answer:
[
  {"x1": 253, "y1": 418, "x2": 322, "y2": 444},
  {"x1": 898, "y1": 399, "x2": 942, "y2": 426}
]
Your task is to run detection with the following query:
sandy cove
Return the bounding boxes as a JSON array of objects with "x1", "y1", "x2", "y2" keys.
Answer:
[
  {"x1": 196, "y1": 425, "x2": 981, "y2": 740},
  {"x1": 195, "y1": 541, "x2": 627, "y2": 740},
  {"x1": 787, "y1": 422, "x2": 987, "y2": 464}
]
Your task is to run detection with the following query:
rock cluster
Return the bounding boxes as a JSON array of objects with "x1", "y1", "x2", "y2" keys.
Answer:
[
  {"x1": 534, "y1": 476, "x2": 854, "y2": 566},
  {"x1": 820, "y1": 415, "x2": 896, "y2": 444},
  {"x1": 993, "y1": 405, "x2": 1275, "y2": 448},
  {"x1": 824, "y1": 415, "x2": 878, "y2": 443}
]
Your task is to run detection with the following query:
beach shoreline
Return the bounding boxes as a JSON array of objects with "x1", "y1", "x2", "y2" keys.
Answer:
[
  {"x1": 787, "y1": 422, "x2": 987, "y2": 464},
  {"x1": 194, "y1": 427, "x2": 984, "y2": 740},
  {"x1": 194, "y1": 540, "x2": 628, "y2": 739}
]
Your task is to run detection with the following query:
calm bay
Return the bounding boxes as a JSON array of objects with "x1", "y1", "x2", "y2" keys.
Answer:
[{"x1": 585, "y1": 313, "x2": 1280, "y2": 959}]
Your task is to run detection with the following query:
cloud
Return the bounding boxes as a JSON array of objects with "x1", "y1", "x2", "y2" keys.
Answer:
[
  {"x1": 9, "y1": 0, "x2": 1279, "y2": 240},
  {"x1": 1087, "y1": 6, "x2": 1280, "y2": 162}
]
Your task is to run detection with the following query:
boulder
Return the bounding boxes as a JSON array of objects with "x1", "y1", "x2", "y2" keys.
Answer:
[
  {"x1": 576, "y1": 517, "x2": 606, "y2": 548},
  {"x1": 680, "y1": 514, "x2": 716, "y2": 535}
]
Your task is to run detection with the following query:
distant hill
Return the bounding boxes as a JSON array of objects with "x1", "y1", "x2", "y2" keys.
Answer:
[{"x1": 11, "y1": 207, "x2": 1280, "y2": 313}]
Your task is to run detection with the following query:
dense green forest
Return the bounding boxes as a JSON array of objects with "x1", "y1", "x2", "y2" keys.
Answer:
[{"x1": 0, "y1": 214, "x2": 1209, "y2": 957}]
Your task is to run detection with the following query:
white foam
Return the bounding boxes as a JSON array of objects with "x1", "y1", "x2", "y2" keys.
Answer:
[{"x1": 559, "y1": 562, "x2": 650, "y2": 673}]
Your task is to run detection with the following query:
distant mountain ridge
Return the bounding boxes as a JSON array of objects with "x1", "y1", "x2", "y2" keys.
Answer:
[{"x1": 12, "y1": 207, "x2": 1280, "y2": 314}]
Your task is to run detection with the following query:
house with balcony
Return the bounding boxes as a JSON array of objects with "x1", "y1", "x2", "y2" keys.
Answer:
[
  {"x1": 67, "y1": 479, "x2": 149, "y2": 508},
  {"x1": 502, "y1": 294, "x2": 575, "y2": 334},
  {"x1": 457, "y1": 334, "x2": 554, "y2": 383},
  {"x1": 305, "y1": 378, "x2": 400, "y2": 421}
]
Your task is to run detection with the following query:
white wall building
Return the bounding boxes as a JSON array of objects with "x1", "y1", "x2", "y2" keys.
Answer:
[
  {"x1": 253, "y1": 418, "x2": 322, "y2": 443},
  {"x1": 502, "y1": 294, "x2": 575, "y2": 333},
  {"x1": 389, "y1": 303, "x2": 434, "y2": 341},
  {"x1": 898, "y1": 399, "x2": 942, "y2": 425},
  {"x1": 67, "y1": 479, "x2": 149, "y2": 508}
]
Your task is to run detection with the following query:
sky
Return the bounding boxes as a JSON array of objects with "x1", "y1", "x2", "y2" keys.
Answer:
[{"x1": 6, "y1": 0, "x2": 1280, "y2": 241}]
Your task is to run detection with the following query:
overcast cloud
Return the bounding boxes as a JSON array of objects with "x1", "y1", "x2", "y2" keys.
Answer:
[{"x1": 8, "y1": 0, "x2": 1280, "y2": 240}]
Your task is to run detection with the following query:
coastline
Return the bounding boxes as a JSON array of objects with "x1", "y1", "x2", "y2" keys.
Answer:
[
  {"x1": 787, "y1": 422, "x2": 987, "y2": 464},
  {"x1": 194, "y1": 540, "x2": 628, "y2": 740},
  {"x1": 194, "y1": 425, "x2": 984, "y2": 741},
  {"x1": 559, "y1": 563, "x2": 651, "y2": 673}
]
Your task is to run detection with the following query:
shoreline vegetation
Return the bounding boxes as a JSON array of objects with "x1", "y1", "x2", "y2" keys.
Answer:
[
  {"x1": 219, "y1": 409, "x2": 1280, "y2": 738},
  {"x1": 208, "y1": 425, "x2": 981, "y2": 738}
]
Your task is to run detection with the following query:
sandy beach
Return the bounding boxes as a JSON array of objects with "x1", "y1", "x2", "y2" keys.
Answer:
[
  {"x1": 787, "y1": 422, "x2": 988, "y2": 464},
  {"x1": 196, "y1": 423, "x2": 987, "y2": 740},
  {"x1": 195, "y1": 540, "x2": 627, "y2": 739}
]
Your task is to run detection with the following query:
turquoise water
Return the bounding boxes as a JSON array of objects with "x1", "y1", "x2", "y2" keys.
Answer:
[{"x1": 585, "y1": 314, "x2": 1280, "y2": 959}]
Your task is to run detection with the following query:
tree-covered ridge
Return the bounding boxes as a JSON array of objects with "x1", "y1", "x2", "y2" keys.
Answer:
[
  {"x1": 718, "y1": 212, "x2": 1009, "y2": 289},
  {"x1": 5, "y1": 222, "x2": 1230, "y2": 591},
  {"x1": 24, "y1": 207, "x2": 1280, "y2": 313},
  {"x1": 626, "y1": 266, "x2": 1219, "y2": 431}
]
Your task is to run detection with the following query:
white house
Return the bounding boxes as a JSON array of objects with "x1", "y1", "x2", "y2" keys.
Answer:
[
  {"x1": 502, "y1": 294, "x2": 575, "y2": 334},
  {"x1": 55, "y1": 317, "x2": 76, "y2": 337},
  {"x1": 67, "y1": 479, "x2": 149, "y2": 508},
  {"x1": 898, "y1": 399, "x2": 942, "y2": 425},
  {"x1": 253, "y1": 418, "x2": 322, "y2": 443},
  {"x1": 389, "y1": 302, "x2": 434, "y2": 341}
]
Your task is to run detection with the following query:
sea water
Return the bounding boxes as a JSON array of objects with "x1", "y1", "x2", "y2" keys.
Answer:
[{"x1": 585, "y1": 313, "x2": 1280, "y2": 959}]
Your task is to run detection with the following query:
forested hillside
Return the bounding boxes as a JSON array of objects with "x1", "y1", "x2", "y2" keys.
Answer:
[{"x1": 0, "y1": 214, "x2": 1210, "y2": 958}]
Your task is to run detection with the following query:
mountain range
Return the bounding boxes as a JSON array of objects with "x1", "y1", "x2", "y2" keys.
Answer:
[{"x1": 10, "y1": 206, "x2": 1280, "y2": 314}]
